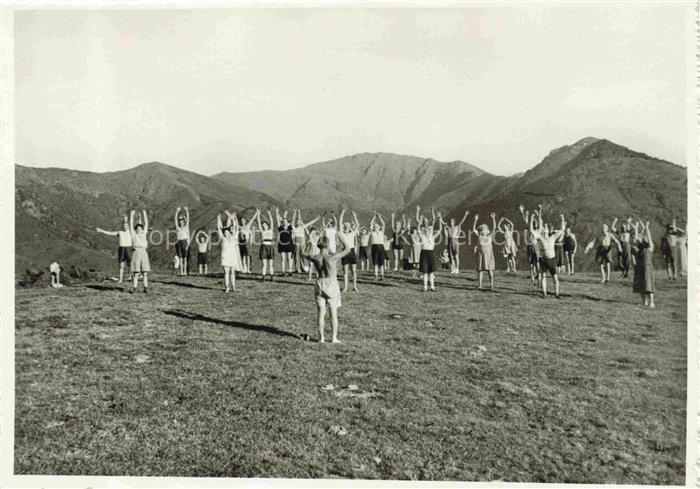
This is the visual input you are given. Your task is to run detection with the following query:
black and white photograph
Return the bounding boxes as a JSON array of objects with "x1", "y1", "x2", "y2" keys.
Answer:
[{"x1": 1, "y1": 2, "x2": 697, "y2": 487}]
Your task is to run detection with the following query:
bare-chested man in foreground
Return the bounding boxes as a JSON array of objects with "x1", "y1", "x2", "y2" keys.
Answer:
[{"x1": 302, "y1": 236, "x2": 352, "y2": 344}]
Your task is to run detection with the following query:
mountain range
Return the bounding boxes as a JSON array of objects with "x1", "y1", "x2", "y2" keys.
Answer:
[{"x1": 15, "y1": 137, "x2": 687, "y2": 277}]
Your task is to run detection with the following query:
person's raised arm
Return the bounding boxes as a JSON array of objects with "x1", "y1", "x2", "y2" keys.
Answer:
[
  {"x1": 645, "y1": 222, "x2": 654, "y2": 252},
  {"x1": 142, "y1": 210, "x2": 149, "y2": 233},
  {"x1": 434, "y1": 216, "x2": 443, "y2": 237},
  {"x1": 184, "y1": 206, "x2": 189, "y2": 225},
  {"x1": 305, "y1": 215, "x2": 320, "y2": 229},
  {"x1": 339, "y1": 209, "x2": 346, "y2": 231},
  {"x1": 129, "y1": 210, "x2": 136, "y2": 233},
  {"x1": 497, "y1": 217, "x2": 505, "y2": 233},
  {"x1": 611, "y1": 217, "x2": 618, "y2": 232},
  {"x1": 275, "y1": 208, "x2": 282, "y2": 227},
  {"x1": 490, "y1": 213, "x2": 497, "y2": 234},
  {"x1": 518, "y1": 204, "x2": 528, "y2": 224},
  {"x1": 415, "y1": 205, "x2": 421, "y2": 225},
  {"x1": 352, "y1": 211, "x2": 360, "y2": 231},
  {"x1": 174, "y1": 207, "x2": 181, "y2": 227},
  {"x1": 331, "y1": 212, "x2": 338, "y2": 228},
  {"x1": 391, "y1": 213, "x2": 396, "y2": 230},
  {"x1": 377, "y1": 213, "x2": 385, "y2": 230},
  {"x1": 431, "y1": 207, "x2": 436, "y2": 228},
  {"x1": 95, "y1": 227, "x2": 118, "y2": 236},
  {"x1": 402, "y1": 214, "x2": 407, "y2": 231},
  {"x1": 529, "y1": 212, "x2": 537, "y2": 237},
  {"x1": 216, "y1": 214, "x2": 224, "y2": 235},
  {"x1": 472, "y1": 214, "x2": 479, "y2": 235},
  {"x1": 255, "y1": 208, "x2": 262, "y2": 229},
  {"x1": 267, "y1": 210, "x2": 274, "y2": 228},
  {"x1": 503, "y1": 217, "x2": 513, "y2": 228},
  {"x1": 370, "y1": 213, "x2": 376, "y2": 229},
  {"x1": 583, "y1": 237, "x2": 596, "y2": 254},
  {"x1": 459, "y1": 209, "x2": 470, "y2": 227}
]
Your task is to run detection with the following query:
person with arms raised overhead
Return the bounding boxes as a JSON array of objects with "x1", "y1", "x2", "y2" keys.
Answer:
[
  {"x1": 612, "y1": 217, "x2": 633, "y2": 279},
  {"x1": 338, "y1": 209, "x2": 361, "y2": 292},
  {"x1": 238, "y1": 211, "x2": 256, "y2": 274},
  {"x1": 390, "y1": 213, "x2": 407, "y2": 271},
  {"x1": 584, "y1": 221, "x2": 622, "y2": 283},
  {"x1": 174, "y1": 206, "x2": 191, "y2": 276},
  {"x1": 497, "y1": 215, "x2": 517, "y2": 273},
  {"x1": 275, "y1": 207, "x2": 295, "y2": 276},
  {"x1": 531, "y1": 212, "x2": 566, "y2": 298},
  {"x1": 217, "y1": 211, "x2": 242, "y2": 292},
  {"x1": 369, "y1": 211, "x2": 387, "y2": 281},
  {"x1": 519, "y1": 204, "x2": 540, "y2": 286},
  {"x1": 129, "y1": 209, "x2": 150, "y2": 294},
  {"x1": 472, "y1": 212, "x2": 497, "y2": 291},
  {"x1": 562, "y1": 225, "x2": 577, "y2": 275},
  {"x1": 447, "y1": 209, "x2": 470, "y2": 274},
  {"x1": 95, "y1": 215, "x2": 133, "y2": 283},
  {"x1": 195, "y1": 230, "x2": 210, "y2": 275},
  {"x1": 256, "y1": 209, "x2": 276, "y2": 282},
  {"x1": 632, "y1": 219, "x2": 656, "y2": 308},
  {"x1": 302, "y1": 235, "x2": 352, "y2": 344},
  {"x1": 417, "y1": 208, "x2": 443, "y2": 291}
]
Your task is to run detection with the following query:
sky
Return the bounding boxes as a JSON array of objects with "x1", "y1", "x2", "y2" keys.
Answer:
[{"x1": 14, "y1": 4, "x2": 691, "y2": 176}]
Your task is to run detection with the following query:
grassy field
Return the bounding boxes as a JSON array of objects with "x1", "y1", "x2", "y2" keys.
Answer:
[{"x1": 14, "y1": 267, "x2": 687, "y2": 483}]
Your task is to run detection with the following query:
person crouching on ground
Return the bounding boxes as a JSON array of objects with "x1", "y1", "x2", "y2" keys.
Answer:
[{"x1": 302, "y1": 236, "x2": 352, "y2": 344}]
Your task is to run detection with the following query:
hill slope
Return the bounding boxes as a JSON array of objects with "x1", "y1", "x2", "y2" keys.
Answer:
[
  {"x1": 15, "y1": 163, "x2": 281, "y2": 273},
  {"x1": 215, "y1": 152, "x2": 508, "y2": 215}
]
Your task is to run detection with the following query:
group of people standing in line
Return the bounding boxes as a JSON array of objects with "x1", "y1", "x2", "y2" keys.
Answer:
[{"x1": 93, "y1": 204, "x2": 685, "y2": 342}]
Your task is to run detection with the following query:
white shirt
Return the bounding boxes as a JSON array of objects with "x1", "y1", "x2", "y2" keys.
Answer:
[
  {"x1": 132, "y1": 230, "x2": 148, "y2": 248},
  {"x1": 118, "y1": 230, "x2": 132, "y2": 247},
  {"x1": 49, "y1": 262, "x2": 60, "y2": 273},
  {"x1": 339, "y1": 230, "x2": 357, "y2": 250},
  {"x1": 176, "y1": 225, "x2": 190, "y2": 241},
  {"x1": 420, "y1": 231, "x2": 436, "y2": 251},
  {"x1": 325, "y1": 227, "x2": 337, "y2": 252},
  {"x1": 370, "y1": 230, "x2": 384, "y2": 246},
  {"x1": 360, "y1": 233, "x2": 370, "y2": 247}
]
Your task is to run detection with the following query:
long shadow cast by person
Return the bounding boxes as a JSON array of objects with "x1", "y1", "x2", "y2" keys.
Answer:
[
  {"x1": 162, "y1": 308, "x2": 300, "y2": 339},
  {"x1": 84, "y1": 283, "x2": 126, "y2": 293},
  {"x1": 150, "y1": 279, "x2": 218, "y2": 291}
]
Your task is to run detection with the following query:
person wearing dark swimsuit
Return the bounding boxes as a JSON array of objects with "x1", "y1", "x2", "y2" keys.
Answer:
[
  {"x1": 562, "y1": 228, "x2": 577, "y2": 275},
  {"x1": 275, "y1": 208, "x2": 295, "y2": 276}
]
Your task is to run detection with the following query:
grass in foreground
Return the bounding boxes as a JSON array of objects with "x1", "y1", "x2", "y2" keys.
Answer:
[{"x1": 14, "y1": 269, "x2": 687, "y2": 483}]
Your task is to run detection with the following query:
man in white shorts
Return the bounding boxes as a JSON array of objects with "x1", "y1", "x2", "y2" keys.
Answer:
[{"x1": 303, "y1": 236, "x2": 352, "y2": 344}]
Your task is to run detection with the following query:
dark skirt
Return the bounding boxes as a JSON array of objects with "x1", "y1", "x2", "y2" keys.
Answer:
[
  {"x1": 633, "y1": 247, "x2": 655, "y2": 293},
  {"x1": 371, "y1": 244, "x2": 385, "y2": 266},
  {"x1": 239, "y1": 244, "x2": 249, "y2": 258},
  {"x1": 419, "y1": 249, "x2": 435, "y2": 274},
  {"x1": 259, "y1": 244, "x2": 275, "y2": 260}
]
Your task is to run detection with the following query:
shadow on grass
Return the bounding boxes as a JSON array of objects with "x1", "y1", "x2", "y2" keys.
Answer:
[
  {"x1": 162, "y1": 308, "x2": 300, "y2": 339},
  {"x1": 84, "y1": 284, "x2": 126, "y2": 293},
  {"x1": 150, "y1": 279, "x2": 218, "y2": 291}
]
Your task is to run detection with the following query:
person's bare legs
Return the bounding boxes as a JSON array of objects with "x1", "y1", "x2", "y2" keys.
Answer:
[
  {"x1": 600, "y1": 264, "x2": 606, "y2": 283},
  {"x1": 204, "y1": 264, "x2": 208, "y2": 275},
  {"x1": 554, "y1": 274, "x2": 560, "y2": 297},
  {"x1": 488, "y1": 270, "x2": 494, "y2": 290},
  {"x1": 224, "y1": 268, "x2": 231, "y2": 292},
  {"x1": 119, "y1": 262, "x2": 125, "y2": 283},
  {"x1": 429, "y1": 272, "x2": 435, "y2": 291},
  {"x1": 374, "y1": 265, "x2": 379, "y2": 280},
  {"x1": 422, "y1": 273, "x2": 428, "y2": 291},
  {"x1": 142, "y1": 272, "x2": 148, "y2": 291},
  {"x1": 268, "y1": 260, "x2": 274, "y2": 279},
  {"x1": 541, "y1": 275, "x2": 548, "y2": 297},
  {"x1": 380, "y1": 265, "x2": 385, "y2": 281},
  {"x1": 132, "y1": 272, "x2": 140, "y2": 291},
  {"x1": 478, "y1": 271, "x2": 483, "y2": 289},
  {"x1": 343, "y1": 265, "x2": 349, "y2": 292},
  {"x1": 351, "y1": 265, "x2": 359, "y2": 291},
  {"x1": 393, "y1": 249, "x2": 399, "y2": 271},
  {"x1": 648, "y1": 293, "x2": 655, "y2": 308},
  {"x1": 261, "y1": 261, "x2": 267, "y2": 281},
  {"x1": 330, "y1": 306, "x2": 340, "y2": 343},
  {"x1": 317, "y1": 301, "x2": 326, "y2": 343}
]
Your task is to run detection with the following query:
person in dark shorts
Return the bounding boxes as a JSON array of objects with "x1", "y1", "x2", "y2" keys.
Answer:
[
  {"x1": 584, "y1": 223, "x2": 622, "y2": 283},
  {"x1": 338, "y1": 209, "x2": 360, "y2": 292},
  {"x1": 531, "y1": 213, "x2": 566, "y2": 298},
  {"x1": 660, "y1": 222, "x2": 679, "y2": 280},
  {"x1": 256, "y1": 208, "x2": 276, "y2": 281},
  {"x1": 195, "y1": 230, "x2": 210, "y2": 275},
  {"x1": 417, "y1": 211, "x2": 443, "y2": 292},
  {"x1": 275, "y1": 208, "x2": 295, "y2": 276},
  {"x1": 390, "y1": 213, "x2": 407, "y2": 271},
  {"x1": 519, "y1": 205, "x2": 540, "y2": 286},
  {"x1": 446, "y1": 209, "x2": 470, "y2": 274},
  {"x1": 358, "y1": 228, "x2": 370, "y2": 272},
  {"x1": 238, "y1": 211, "x2": 257, "y2": 274},
  {"x1": 174, "y1": 206, "x2": 191, "y2": 276},
  {"x1": 95, "y1": 215, "x2": 133, "y2": 283},
  {"x1": 369, "y1": 212, "x2": 386, "y2": 281}
]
